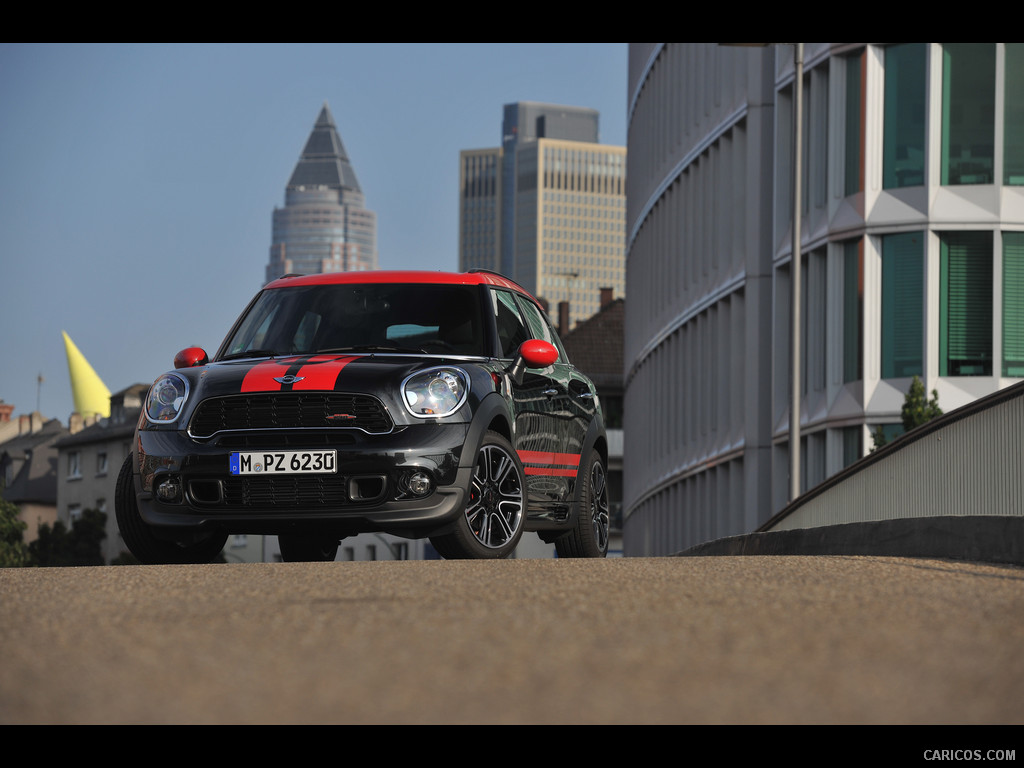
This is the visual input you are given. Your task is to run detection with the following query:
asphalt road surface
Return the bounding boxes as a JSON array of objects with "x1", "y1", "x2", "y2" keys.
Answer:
[{"x1": 2, "y1": 556, "x2": 1022, "y2": 724}]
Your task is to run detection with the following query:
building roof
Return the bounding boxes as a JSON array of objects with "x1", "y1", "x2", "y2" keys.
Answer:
[
  {"x1": 0, "y1": 418, "x2": 67, "y2": 505},
  {"x1": 561, "y1": 298, "x2": 624, "y2": 391},
  {"x1": 287, "y1": 102, "x2": 362, "y2": 193}
]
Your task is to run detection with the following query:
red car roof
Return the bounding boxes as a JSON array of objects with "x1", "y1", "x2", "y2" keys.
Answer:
[{"x1": 264, "y1": 270, "x2": 540, "y2": 304}]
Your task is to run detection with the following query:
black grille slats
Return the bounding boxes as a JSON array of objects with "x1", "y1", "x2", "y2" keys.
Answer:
[
  {"x1": 189, "y1": 393, "x2": 392, "y2": 437},
  {"x1": 219, "y1": 475, "x2": 350, "y2": 509}
]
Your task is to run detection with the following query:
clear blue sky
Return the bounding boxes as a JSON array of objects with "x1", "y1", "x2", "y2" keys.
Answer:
[{"x1": 0, "y1": 43, "x2": 628, "y2": 421}]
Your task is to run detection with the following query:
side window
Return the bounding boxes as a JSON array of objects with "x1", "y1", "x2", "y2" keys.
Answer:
[
  {"x1": 490, "y1": 289, "x2": 530, "y2": 358},
  {"x1": 516, "y1": 297, "x2": 555, "y2": 344},
  {"x1": 515, "y1": 295, "x2": 567, "y2": 364}
]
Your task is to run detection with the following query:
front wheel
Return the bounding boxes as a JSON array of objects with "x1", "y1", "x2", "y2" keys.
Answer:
[
  {"x1": 555, "y1": 450, "x2": 610, "y2": 558},
  {"x1": 278, "y1": 534, "x2": 340, "y2": 562},
  {"x1": 430, "y1": 432, "x2": 526, "y2": 559},
  {"x1": 114, "y1": 454, "x2": 227, "y2": 564}
]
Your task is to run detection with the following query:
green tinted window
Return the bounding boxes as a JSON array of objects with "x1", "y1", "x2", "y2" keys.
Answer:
[
  {"x1": 940, "y1": 232, "x2": 992, "y2": 375},
  {"x1": 1005, "y1": 44, "x2": 1024, "y2": 185},
  {"x1": 883, "y1": 44, "x2": 926, "y2": 189},
  {"x1": 881, "y1": 232, "x2": 924, "y2": 378},
  {"x1": 1003, "y1": 232, "x2": 1024, "y2": 376},
  {"x1": 941, "y1": 43, "x2": 995, "y2": 185}
]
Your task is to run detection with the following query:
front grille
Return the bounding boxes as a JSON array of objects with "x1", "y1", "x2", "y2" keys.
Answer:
[
  {"x1": 218, "y1": 475, "x2": 351, "y2": 509},
  {"x1": 189, "y1": 393, "x2": 392, "y2": 438}
]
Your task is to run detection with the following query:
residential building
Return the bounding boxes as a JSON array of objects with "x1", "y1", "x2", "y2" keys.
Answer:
[
  {"x1": 55, "y1": 385, "x2": 146, "y2": 563},
  {"x1": 460, "y1": 102, "x2": 627, "y2": 330},
  {"x1": 266, "y1": 102, "x2": 377, "y2": 284},
  {"x1": 624, "y1": 43, "x2": 1024, "y2": 555},
  {"x1": 0, "y1": 408, "x2": 67, "y2": 543}
]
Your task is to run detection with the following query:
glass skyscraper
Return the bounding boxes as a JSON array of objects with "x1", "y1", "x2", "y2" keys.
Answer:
[
  {"x1": 266, "y1": 103, "x2": 377, "y2": 284},
  {"x1": 459, "y1": 102, "x2": 626, "y2": 331}
]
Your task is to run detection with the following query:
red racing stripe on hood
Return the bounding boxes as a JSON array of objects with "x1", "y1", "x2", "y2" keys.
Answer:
[{"x1": 240, "y1": 355, "x2": 360, "y2": 392}]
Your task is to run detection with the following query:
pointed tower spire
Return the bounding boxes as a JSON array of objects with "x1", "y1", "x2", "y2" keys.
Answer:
[
  {"x1": 287, "y1": 101, "x2": 362, "y2": 192},
  {"x1": 266, "y1": 102, "x2": 378, "y2": 283},
  {"x1": 62, "y1": 331, "x2": 111, "y2": 418}
]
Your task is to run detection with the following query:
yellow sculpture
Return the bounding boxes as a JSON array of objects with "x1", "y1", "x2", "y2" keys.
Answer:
[{"x1": 62, "y1": 331, "x2": 111, "y2": 418}]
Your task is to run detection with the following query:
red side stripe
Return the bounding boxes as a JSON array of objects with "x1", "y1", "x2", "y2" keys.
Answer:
[
  {"x1": 517, "y1": 450, "x2": 581, "y2": 468},
  {"x1": 524, "y1": 467, "x2": 579, "y2": 477}
]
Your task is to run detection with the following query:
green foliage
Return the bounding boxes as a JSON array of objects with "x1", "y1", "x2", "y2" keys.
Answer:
[
  {"x1": 28, "y1": 508, "x2": 108, "y2": 567},
  {"x1": 871, "y1": 376, "x2": 943, "y2": 451},
  {"x1": 901, "y1": 375, "x2": 943, "y2": 431},
  {"x1": 0, "y1": 489, "x2": 30, "y2": 568}
]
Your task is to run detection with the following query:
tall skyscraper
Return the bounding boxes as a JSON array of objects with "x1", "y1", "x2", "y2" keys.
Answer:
[
  {"x1": 266, "y1": 103, "x2": 377, "y2": 284},
  {"x1": 459, "y1": 102, "x2": 626, "y2": 330}
]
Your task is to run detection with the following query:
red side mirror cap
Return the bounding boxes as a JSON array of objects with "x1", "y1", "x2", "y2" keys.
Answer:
[
  {"x1": 174, "y1": 347, "x2": 208, "y2": 369},
  {"x1": 519, "y1": 339, "x2": 558, "y2": 368}
]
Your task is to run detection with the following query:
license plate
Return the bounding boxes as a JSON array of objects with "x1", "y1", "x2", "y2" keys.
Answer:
[{"x1": 229, "y1": 450, "x2": 337, "y2": 475}]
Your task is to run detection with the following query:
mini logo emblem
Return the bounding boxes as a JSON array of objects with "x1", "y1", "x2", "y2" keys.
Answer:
[{"x1": 273, "y1": 375, "x2": 305, "y2": 384}]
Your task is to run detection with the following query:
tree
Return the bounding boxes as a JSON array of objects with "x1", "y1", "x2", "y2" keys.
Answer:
[
  {"x1": 0, "y1": 488, "x2": 30, "y2": 567},
  {"x1": 871, "y1": 376, "x2": 943, "y2": 451},
  {"x1": 28, "y1": 508, "x2": 108, "y2": 567}
]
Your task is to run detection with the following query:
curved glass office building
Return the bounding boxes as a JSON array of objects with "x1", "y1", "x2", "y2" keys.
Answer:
[{"x1": 624, "y1": 43, "x2": 1024, "y2": 555}]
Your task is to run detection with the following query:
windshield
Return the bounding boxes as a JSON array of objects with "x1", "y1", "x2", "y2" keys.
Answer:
[{"x1": 218, "y1": 283, "x2": 488, "y2": 360}]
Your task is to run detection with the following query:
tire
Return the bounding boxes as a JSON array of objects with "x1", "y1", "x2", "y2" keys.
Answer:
[
  {"x1": 430, "y1": 431, "x2": 526, "y2": 559},
  {"x1": 555, "y1": 450, "x2": 610, "y2": 558},
  {"x1": 115, "y1": 454, "x2": 228, "y2": 565},
  {"x1": 278, "y1": 534, "x2": 339, "y2": 562}
]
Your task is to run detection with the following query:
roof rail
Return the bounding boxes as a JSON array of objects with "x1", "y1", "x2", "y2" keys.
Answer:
[{"x1": 467, "y1": 268, "x2": 531, "y2": 293}]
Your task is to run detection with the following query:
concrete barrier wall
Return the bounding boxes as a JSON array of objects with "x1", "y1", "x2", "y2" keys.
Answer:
[{"x1": 764, "y1": 381, "x2": 1024, "y2": 532}]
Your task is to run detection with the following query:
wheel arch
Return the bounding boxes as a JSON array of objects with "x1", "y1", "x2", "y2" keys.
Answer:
[{"x1": 461, "y1": 392, "x2": 514, "y2": 469}]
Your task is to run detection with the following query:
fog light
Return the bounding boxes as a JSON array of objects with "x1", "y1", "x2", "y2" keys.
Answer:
[
  {"x1": 408, "y1": 471, "x2": 432, "y2": 497},
  {"x1": 157, "y1": 477, "x2": 182, "y2": 502}
]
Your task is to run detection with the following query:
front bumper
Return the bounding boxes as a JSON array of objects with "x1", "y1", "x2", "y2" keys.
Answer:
[{"x1": 134, "y1": 422, "x2": 473, "y2": 538}]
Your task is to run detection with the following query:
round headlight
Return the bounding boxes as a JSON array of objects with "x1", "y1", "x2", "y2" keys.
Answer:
[
  {"x1": 146, "y1": 373, "x2": 189, "y2": 423},
  {"x1": 402, "y1": 367, "x2": 469, "y2": 418}
]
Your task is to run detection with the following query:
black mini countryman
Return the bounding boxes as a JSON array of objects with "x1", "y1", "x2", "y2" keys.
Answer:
[{"x1": 116, "y1": 270, "x2": 609, "y2": 562}]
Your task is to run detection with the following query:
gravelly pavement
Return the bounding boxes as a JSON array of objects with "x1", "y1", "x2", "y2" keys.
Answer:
[{"x1": 2, "y1": 556, "x2": 1022, "y2": 724}]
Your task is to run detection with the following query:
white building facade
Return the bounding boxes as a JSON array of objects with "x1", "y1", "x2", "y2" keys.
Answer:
[{"x1": 624, "y1": 43, "x2": 1024, "y2": 555}]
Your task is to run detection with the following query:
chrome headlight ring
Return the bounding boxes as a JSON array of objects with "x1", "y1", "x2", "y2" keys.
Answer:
[
  {"x1": 145, "y1": 373, "x2": 190, "y2": 424},
  {"x1": 401, "y1": 366, "x2": 470, "y2": 419}
]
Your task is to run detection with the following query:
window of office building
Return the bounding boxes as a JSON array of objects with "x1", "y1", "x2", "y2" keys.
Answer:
[
  {"x1": 940, "y1": 231, "x2": 992, "y2": 376},
  {"x1": 1003, "y1": 232, "x2": 1024, "y2": 376},
  {"x1": 883, "y1": 44, "x2": 926, "y2": 189},
  {"x1": 1005, "y1": 44, "x2": 1024, "y2": 185},
  {"x1": 881, "y1": 231, "x2": 924, "y2": 378},
  {"x1": 845, "y1": 50, "x2": 865, "y2": 197},
  {"x1": 941, "y1": 43, "x2": 995, "y2": 185},
  {"x1": 842, "y1": 426, "x2": 863, "y2": 468},
  {"x1": 843, "y1": 240, "x2": 863, "y2": 383}
]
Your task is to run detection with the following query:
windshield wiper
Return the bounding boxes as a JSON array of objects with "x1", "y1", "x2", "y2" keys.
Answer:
[{"x1": 220, "y1": 349, "x2": 279, "y2": 361}]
